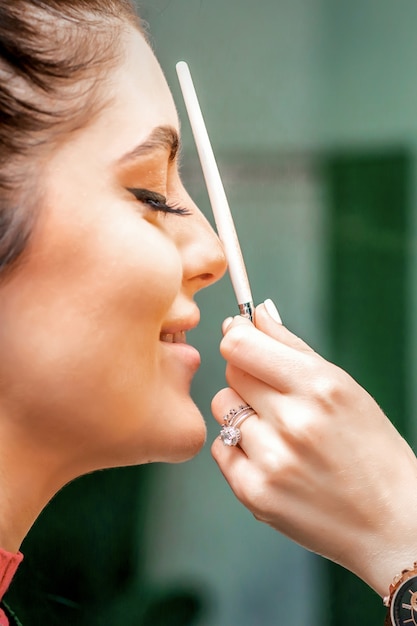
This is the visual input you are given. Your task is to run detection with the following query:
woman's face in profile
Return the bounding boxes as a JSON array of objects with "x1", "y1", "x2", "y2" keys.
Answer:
[{"x1": 0, "y1": 27, "x2": 226, "y2": 475}]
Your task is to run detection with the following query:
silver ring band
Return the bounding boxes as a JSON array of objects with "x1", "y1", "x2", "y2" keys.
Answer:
[{"x1": 232, "y1": 407, "x2": 256, "y2": 429}]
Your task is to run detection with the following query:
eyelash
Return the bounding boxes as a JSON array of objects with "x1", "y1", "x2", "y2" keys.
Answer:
[{"x1": 127, "y1": 188, "x2": 190, "y2": 216}]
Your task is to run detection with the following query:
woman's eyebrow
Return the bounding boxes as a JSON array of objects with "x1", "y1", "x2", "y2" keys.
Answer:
[{"x1": 119, "y1": 125, "x2": 180, "y2": 164}]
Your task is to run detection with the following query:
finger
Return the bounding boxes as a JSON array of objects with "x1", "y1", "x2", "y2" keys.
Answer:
[
  {"x1": 211, "y1": 386, "x2": 266, "y2": 460},
  {"x1": 211, "y1": 387, "x2": 251, "y2": 424},
  {"x1": 211, "y1": 437, "x2": 261, "y2": 505},
  {"x1": 221, "y1": 317, "x2": 234, "y2": 335},
  {"x1": 213, "y1": 373, "x2": 286, "y2": 427},
  {"x1": 220, "y1": 315, "x2": 318, "y2": 393},
  {"x1": 255, "y1": 302, "x2": 313, "y2": 353},
  {"x1": 224, "y1": 362, "x2": 288, "y2": 424},
  {"x1": 221, "y1": 302, "x2": 313, "y2": 352},
  {"x1": 211, "y1": 434, "x2": 290, "y2": 513},
  {"x1": 211, "y1": 387, "x2": 258, "y2": 453}
]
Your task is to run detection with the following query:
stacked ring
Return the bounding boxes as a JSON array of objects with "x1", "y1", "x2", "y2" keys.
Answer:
[{"x1": 220, "y1": 405, "x2": 256, "y2": 446}]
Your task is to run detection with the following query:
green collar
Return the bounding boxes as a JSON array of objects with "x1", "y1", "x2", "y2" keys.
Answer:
[{"x1": 2, "y1": 602, "x2": 23, "y2": 626}]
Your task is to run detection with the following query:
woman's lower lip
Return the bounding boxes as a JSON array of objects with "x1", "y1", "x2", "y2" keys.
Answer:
[{"x1": 159, "y1": 340, "x2": 201, "y2": 371}]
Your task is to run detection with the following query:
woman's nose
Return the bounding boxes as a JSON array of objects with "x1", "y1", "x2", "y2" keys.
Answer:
[{"x1": 181, "y1": 205, "x2": 227, "y2": 294}]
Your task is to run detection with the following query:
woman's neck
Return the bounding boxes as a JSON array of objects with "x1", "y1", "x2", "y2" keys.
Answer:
[{"x1": 0, "y1": 425, "x2": 73, "y2": 552}]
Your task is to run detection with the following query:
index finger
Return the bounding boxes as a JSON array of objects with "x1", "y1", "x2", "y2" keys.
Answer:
[
  {"x1": 220, "y1": 315, "x2": 318, "y2": 392},
  {"x1": 254, "y1": 302, "x2": 313, "y2": 353}
]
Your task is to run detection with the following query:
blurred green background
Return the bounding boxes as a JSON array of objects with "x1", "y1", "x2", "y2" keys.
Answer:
[{"x1": 7, "y1": 1, "x2": 417, "y2": 624}]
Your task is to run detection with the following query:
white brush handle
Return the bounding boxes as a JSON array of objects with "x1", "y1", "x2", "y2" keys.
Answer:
[{"x1": 176, "y1": 61, "x2": 254, "y2": 316}]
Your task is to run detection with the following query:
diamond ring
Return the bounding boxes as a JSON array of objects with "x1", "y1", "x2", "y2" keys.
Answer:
[{"x1": 219, "y1": 405, "x2": 256, "y2": 446}]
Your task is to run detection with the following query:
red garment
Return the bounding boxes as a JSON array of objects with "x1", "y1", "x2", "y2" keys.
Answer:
[{"x1": 0, "y1": 550, "x2": 23, "y2": 626}]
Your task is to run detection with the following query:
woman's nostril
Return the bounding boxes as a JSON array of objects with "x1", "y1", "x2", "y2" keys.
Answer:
[{"x1": 199, "y1": 273, "x2": 214, "y2": 282}]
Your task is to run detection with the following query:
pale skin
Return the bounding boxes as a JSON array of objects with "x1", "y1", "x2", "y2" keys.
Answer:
[
  {"x1": 0, "y1": 26, "x2": 226, "y2": 554},
  {"x1": 211, "y1": 302, "x2": 417, "y2": 599}
]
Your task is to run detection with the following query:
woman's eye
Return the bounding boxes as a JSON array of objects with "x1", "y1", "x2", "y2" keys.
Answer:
[{"x1": 127, "y1": 188, "x2": 190, "y2": 215}]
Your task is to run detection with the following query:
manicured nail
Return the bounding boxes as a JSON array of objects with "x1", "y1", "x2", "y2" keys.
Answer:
[{"x1": 264, "y1": 298, "x2": 282, "y2": 323}]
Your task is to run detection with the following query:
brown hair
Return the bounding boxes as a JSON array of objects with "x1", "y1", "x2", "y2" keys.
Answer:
[{"x1": 0, "y1": 0, "x2": 141, "y2": 275}]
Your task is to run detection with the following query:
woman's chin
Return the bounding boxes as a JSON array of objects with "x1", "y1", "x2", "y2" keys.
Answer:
[
  {"x1": 72, "y1": 403, "x2": 208, "y2": 472},
  {"x1": 162, "y1": 417, "x2": 207, "y2": 464}
]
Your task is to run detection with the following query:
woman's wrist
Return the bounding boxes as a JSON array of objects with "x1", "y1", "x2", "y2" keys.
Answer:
[
  {"x1": 352, "y1": 506, "x2": 417, "y2": 598},
  {"x1": 361, "y1": 547, "x2": 417, "y2": 599},
  {"x1": 336, "y1": 468, "x2": 417, "y2": 597}
]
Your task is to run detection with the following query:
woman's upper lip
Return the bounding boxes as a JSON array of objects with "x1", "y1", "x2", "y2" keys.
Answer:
[{"x1": 160, "y1": 310, "x2": 200, "y2": 335}]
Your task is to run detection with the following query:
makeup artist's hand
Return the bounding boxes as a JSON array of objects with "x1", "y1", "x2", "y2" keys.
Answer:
[{"x1": 211, "y1": 302, "x2": 417, "y2": 597}]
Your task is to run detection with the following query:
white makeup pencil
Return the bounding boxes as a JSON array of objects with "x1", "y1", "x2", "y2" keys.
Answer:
[{"x1": 176, "y1": 61, "x2": 254, "y2": 321}]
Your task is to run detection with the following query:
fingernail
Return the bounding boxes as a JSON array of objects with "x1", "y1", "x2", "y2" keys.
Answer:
[{"x1": 264, "y1": 298, "x2": 282, "y2": 323}]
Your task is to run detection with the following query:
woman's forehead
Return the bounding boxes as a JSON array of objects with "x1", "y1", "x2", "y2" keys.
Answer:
[
  {"x1": 43, "y1": 27, "x2": 179, "y2": 172},
  {"x1": 95, "y1": 28, "x2": 179, "y2": 159}
]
